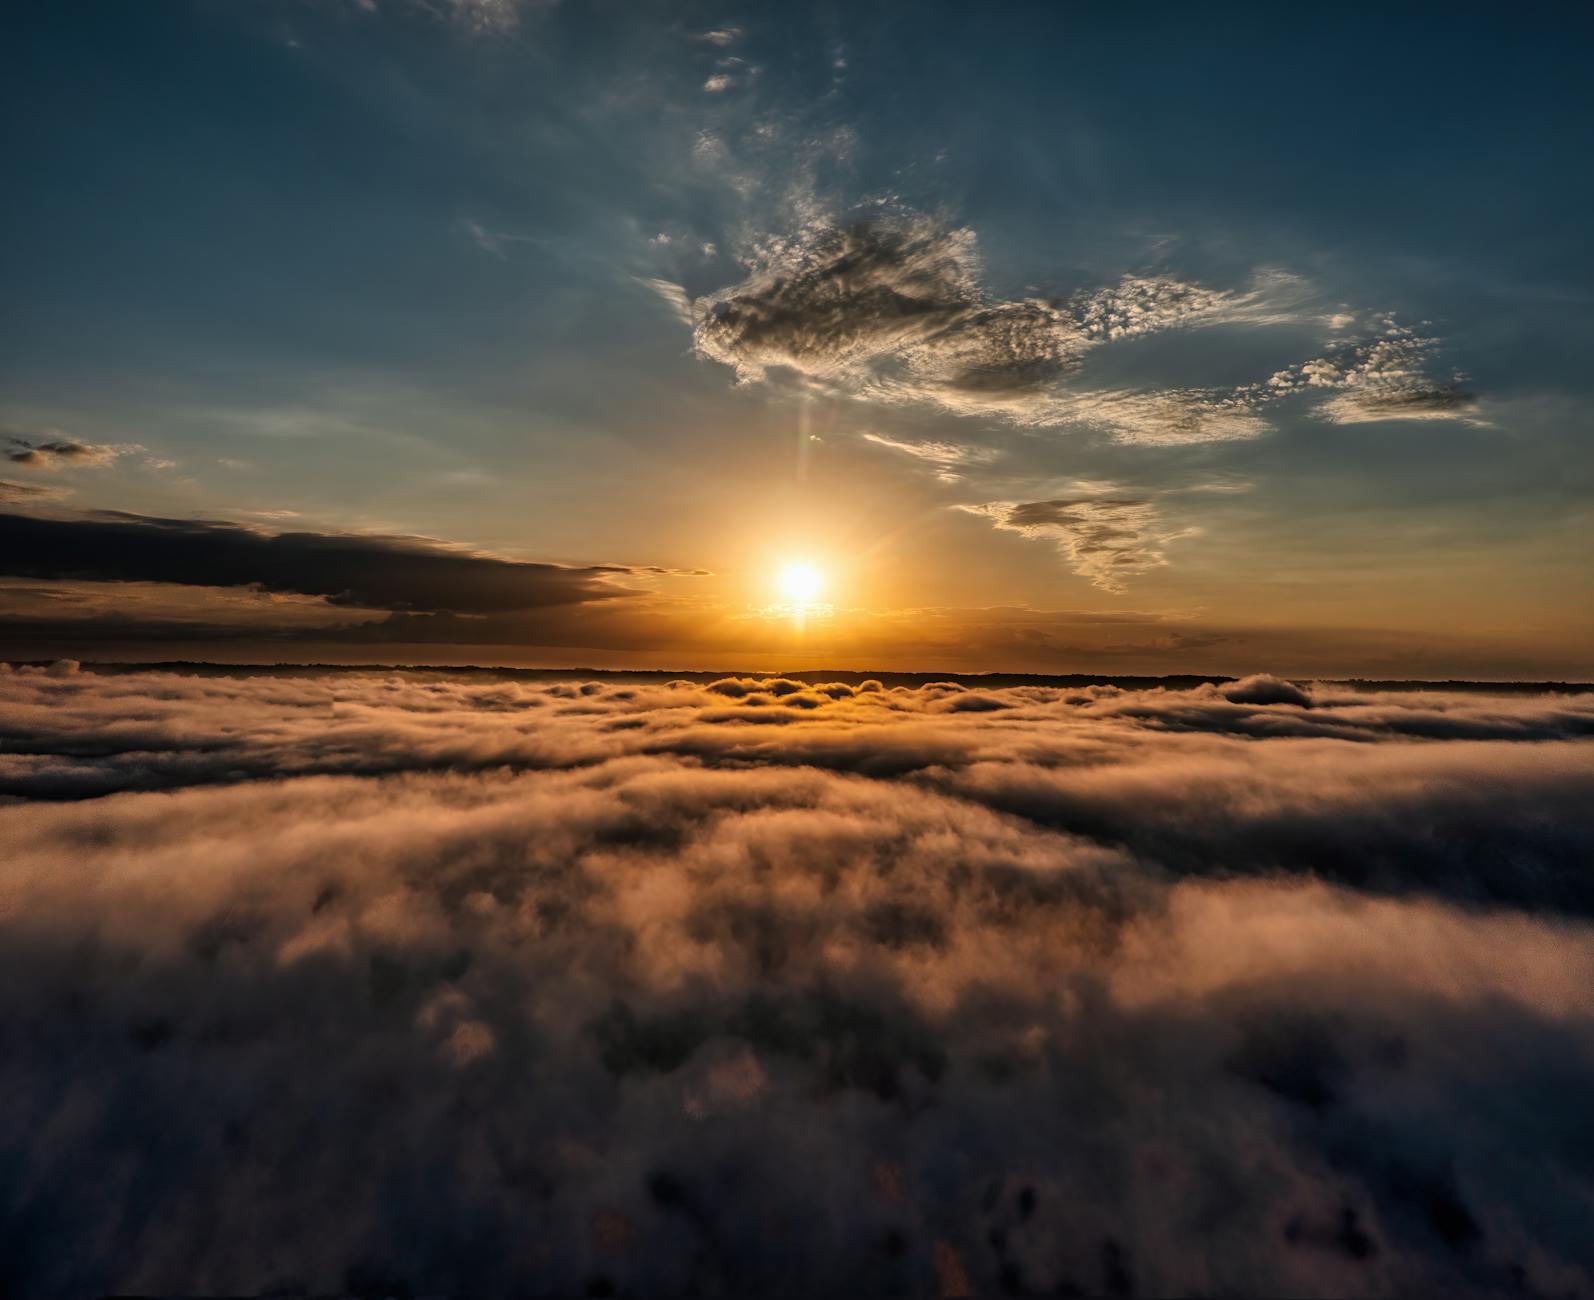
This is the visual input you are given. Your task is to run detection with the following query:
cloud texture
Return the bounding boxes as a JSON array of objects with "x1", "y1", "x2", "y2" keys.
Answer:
[
  {"x1": 4, "y1": 433, "x2": 128, "y2": 471},
  {"x1": 3, "y1": 666, "x2": 1592, "y2": 1295},
  {"x1": 686, "y1": 211, "x2": 1473, "y2": 446},
  {"x1": 967, "y1": 494, "x2": 1190, "y2": 592},
  {"x1": 0, "y1": 509, "x2": 629, "y2": 616}
]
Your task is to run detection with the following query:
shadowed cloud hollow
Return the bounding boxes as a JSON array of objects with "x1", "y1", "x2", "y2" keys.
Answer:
[{"x1": 2, "y1": 666, "x2": 1593, "y2": 1295}]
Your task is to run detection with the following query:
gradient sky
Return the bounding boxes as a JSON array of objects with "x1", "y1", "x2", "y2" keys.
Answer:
[{"x1": 4, "y1": 1, "x2": 1591, "y2": 676}]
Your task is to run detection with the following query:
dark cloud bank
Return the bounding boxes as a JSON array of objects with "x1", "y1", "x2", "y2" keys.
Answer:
[
  {"x1": 0, "y1": 510, "x2": 623, "y2": 615},
  {"x1": 3, "y1": 665, "x2": 1593, "y2": 1295}
]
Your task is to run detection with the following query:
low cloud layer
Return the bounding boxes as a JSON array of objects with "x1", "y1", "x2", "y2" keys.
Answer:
[{"x1": 2, "y1": 666, "x2": 1592, "y2": 1294}]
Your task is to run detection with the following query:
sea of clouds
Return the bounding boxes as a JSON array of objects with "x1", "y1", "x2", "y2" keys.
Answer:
[{"x1": 2, "y1": 663, "x2": 1593, "y2": 1296}]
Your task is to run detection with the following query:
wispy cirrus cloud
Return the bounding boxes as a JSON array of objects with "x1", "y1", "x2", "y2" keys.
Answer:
[
  {"x1": 860, "y1": 432, "x2": 997, "y2": 482},
  {"x1": 0, "y1": 478, "x2": 70, "y2": 504},
  {"x1": 637, "y1": 275, "x2": 695, "y2": 325},
  {"x1": 966, "y1": 489, "x2": 1192, "y2": 592},
  {"x1": 355, "y1": 0, "x2": 537, "y2": 33},
  {"x1": 444, "y1": 0, "x2": 529, "y2": 32},
  {"x1": 458, "y1": 217, "x2": 587, "y2": 264}
]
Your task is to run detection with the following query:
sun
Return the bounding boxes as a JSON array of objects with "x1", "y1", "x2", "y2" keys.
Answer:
[{"x1": 777, "y1": 562, "x2": 824, "y2": 604}]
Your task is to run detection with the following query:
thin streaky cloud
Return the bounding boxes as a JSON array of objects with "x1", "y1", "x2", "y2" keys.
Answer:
[{"x1": 965, "y1": 492, "x2": 1193, "y2": 592}]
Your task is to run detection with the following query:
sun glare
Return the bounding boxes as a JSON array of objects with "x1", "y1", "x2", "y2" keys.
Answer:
[{"x1": 778, "y1": 562, "x2": 824, "y2": 604}]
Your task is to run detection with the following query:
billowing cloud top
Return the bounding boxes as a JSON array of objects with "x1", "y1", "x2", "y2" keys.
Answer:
[{"x1": 3, "y1": 665, "x2": 1593, "y2": 1293}]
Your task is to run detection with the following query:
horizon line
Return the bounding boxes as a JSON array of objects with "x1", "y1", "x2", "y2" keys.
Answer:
[{"x1": 6, "y1": 659, "x2": 1590, "y2": 694}]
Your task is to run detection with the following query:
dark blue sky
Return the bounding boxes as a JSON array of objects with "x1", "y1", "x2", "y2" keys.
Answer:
[{"x1": 3, "y1": 1, "x2": 1591, "y2": 675}]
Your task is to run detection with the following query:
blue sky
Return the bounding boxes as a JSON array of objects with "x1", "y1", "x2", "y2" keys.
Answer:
[{"x1": 2, "y1": 1, "x2": 1590, "y2": 675}]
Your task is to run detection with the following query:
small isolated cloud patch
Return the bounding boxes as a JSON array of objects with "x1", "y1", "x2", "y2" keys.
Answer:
[
  {"x1": 1267, "y1": 319, "x2": 1479, "y2": 424},
  {"x1": 1224, "y1": 673, "x2": 1313, "y2": 707},
  {"x1": 4, "y1": 432, "x2": 131, "y2": 470},
  {"x1": 967, "y1": 491, "x2": 1191, "y2": 591}
]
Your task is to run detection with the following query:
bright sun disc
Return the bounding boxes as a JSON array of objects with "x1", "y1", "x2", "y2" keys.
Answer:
[{"x1": 778, "y1": 562, "x2": 824, "y2": 603}]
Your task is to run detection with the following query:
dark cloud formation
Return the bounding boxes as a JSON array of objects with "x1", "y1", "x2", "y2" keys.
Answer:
[
  {"x1": 686, "y1": 211, "x2": 1473, "y2": 447},
  {"x1": 694, "y1": 218, "x2": 991, "y2": 381},
  {"x1": 0, "y1": 509, "x2": 629, "y2": 616},
  {"x1": 4, "y1": 432, "x2": 128, "y2": 470},
  {"x1": 2, "y1": 666, "x2": 1592, "y2": 1295},
  {"x1": 689, "y1": 214, "x2": 1266, "y2": 443}
]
